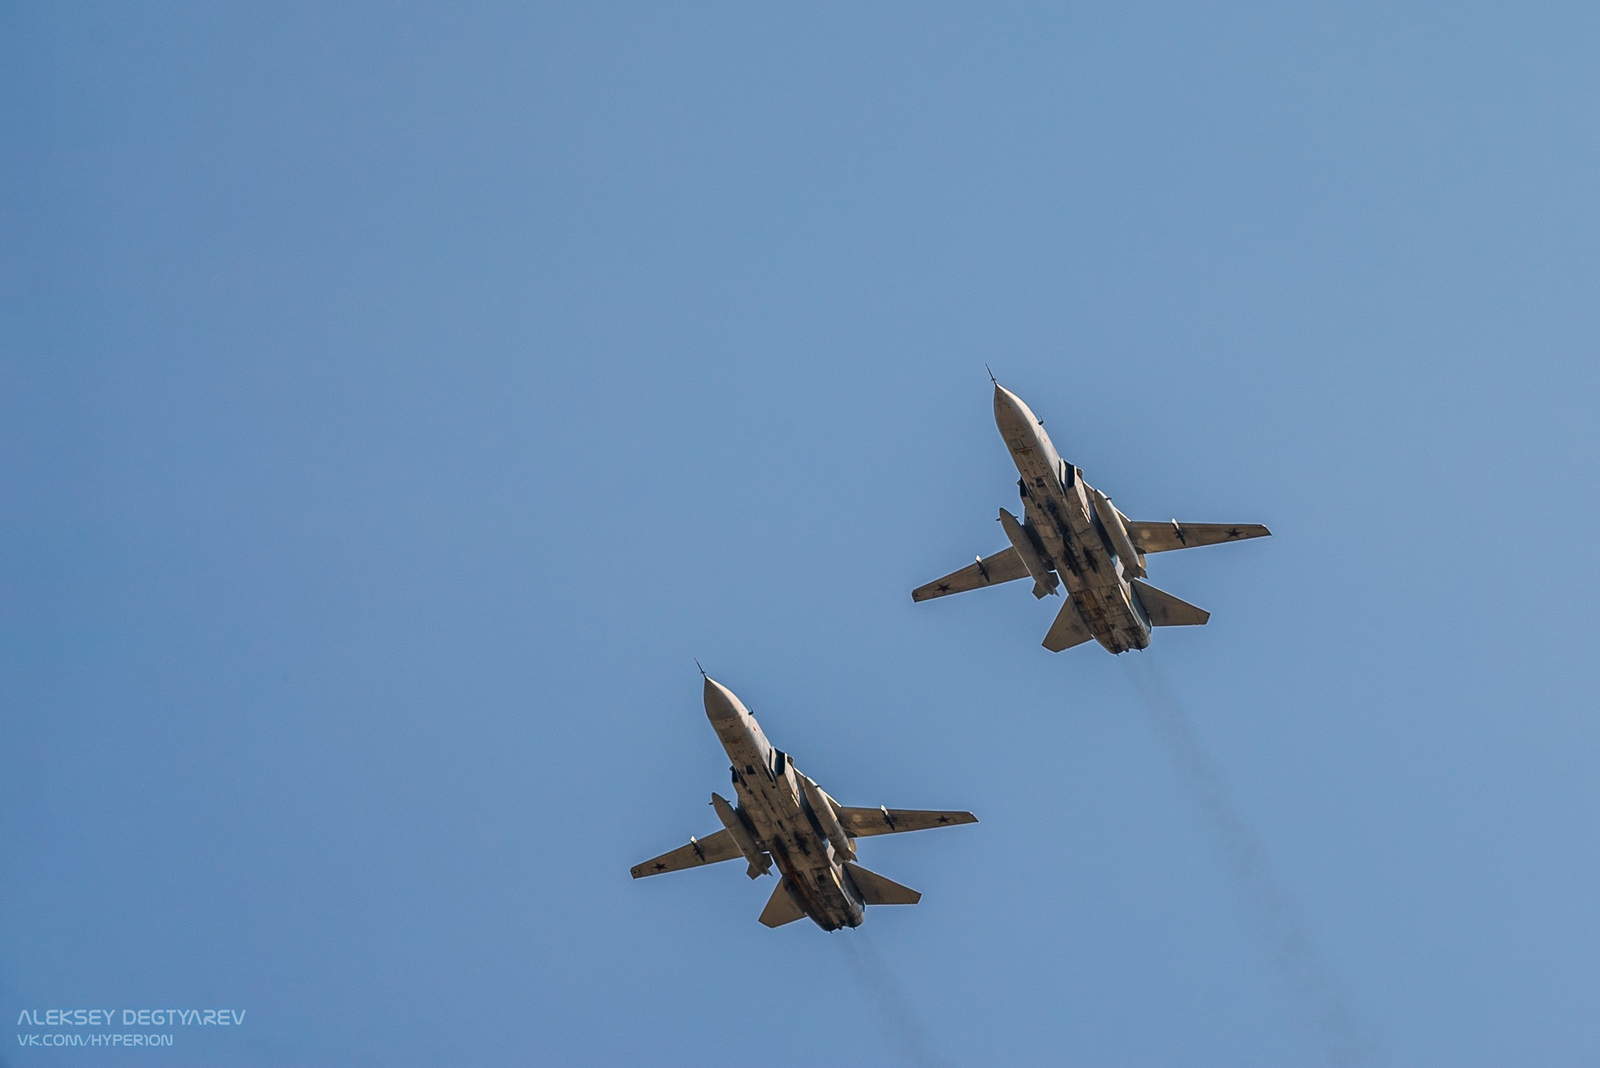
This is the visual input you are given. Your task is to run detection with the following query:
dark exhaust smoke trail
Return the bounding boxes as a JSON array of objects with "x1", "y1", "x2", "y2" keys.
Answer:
[
  {"x1": 1124, "y1": 657, "x2": 1367, "y2": 1067},
  {"x1": 837, "y1": 930, "x2": 951, "y2": 1068}
]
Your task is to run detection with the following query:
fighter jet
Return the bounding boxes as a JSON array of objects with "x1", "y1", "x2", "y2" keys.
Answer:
[
  {"x1": 914, "y1": 379, "x2": 1270, "y2": 654},
  {"x1": 631, "y1": 674, "x2": 977, "y2": 931}
]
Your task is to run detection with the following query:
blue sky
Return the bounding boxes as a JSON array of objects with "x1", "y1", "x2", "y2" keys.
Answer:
[{"x1": 4, "y1": 3, "x2": 1599, "y2": 1065}]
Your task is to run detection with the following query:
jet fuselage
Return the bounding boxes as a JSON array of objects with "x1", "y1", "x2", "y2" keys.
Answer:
[
  {"x1": 704, "y1": 679, "x2": 867, "y2": 931},
  {"x1": 992, "y1": 386, "x2": 1153, "y2": 654}
]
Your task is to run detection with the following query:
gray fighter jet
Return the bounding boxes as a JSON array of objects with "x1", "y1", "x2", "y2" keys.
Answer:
[
  {"x1": 914, "y1": 380, "x2": 1270, "y2": 654},
  {"x1": 631, "y1": 674, "x2": 977, "y2": 931}
]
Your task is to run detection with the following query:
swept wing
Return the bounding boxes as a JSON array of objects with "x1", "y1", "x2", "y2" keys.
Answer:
[
  {"x1": 1125, "y1": 521, "x2": 1271, "y2": 554},
  {"x1": 912, "y1": 547, "x2": 1029, "y2": 602},
  {"x1": 836, "y1": 807, "x2": 979, "y2": 837},
  {"x1": 631, "y1": 829, "x2": 741, "y2": 879}
]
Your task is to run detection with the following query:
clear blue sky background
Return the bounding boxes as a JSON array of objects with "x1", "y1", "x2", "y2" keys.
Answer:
[{"x1": 5, "y1": 4, "x2": 1599, "y2": 1066}]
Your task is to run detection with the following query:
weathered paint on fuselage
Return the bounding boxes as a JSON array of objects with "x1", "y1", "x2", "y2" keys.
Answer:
[
  {"x1": 992, "y1": 385, "x2": 1153, "y2": 654},
  {"x1": 703, "y1": 678, "x2": 866, "y2": 931}
]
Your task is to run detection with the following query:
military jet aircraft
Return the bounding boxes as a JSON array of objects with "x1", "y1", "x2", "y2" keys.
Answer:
[
  {"x1": 914, "y1": 379, "x2": 1270, "y2": 654},
  {"x1": 631, "y1": 674, "x2": 977, "y2": 931}
]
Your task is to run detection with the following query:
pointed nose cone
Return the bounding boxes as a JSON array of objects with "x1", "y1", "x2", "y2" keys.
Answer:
[
  {"x1": 992, "y1": 381, "x2": 1040, "y2": 441},
  {"x1": 702, "y1": 675, "x2": 746, "y2": 724}
]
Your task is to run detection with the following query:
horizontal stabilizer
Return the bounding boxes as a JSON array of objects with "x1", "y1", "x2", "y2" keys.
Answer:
[
  {"x1": 913, "y1": 547, "x2": 1029, "y2": 602},
  {"x1": 1125, "y1": 520, "x2": 1270, "y2": 554},
  {"x1": 845, "y1": 863, "x2": 920, "y2": 906},
  {"x1": 758, "y1": 876, "x2": 807, "y2": 928},
  {"x1": 631, "y1": 829, "x2": 742, "y2": 879},
  {"x1": 1042, "y1": 597, "x2": 1093, "y2": 652},
  {"x1": 1131, "y1": 579, "x2": 1210, "y2": 627},
  {"x1": 836, "y1": 806, "x2": 978, "y2": 837}
]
